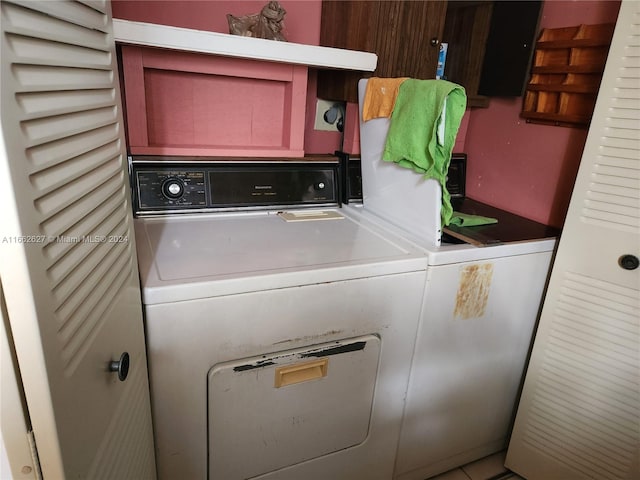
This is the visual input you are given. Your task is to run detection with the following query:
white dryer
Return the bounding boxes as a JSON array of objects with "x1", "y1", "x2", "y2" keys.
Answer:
[{"x1": 131, "y1": 158, "x2": 428, "y2": 480}]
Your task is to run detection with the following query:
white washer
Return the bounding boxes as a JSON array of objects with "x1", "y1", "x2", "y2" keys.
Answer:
[
  {"x1": 356, "y1": 79, "x2": 559, "y2": 480},
  {"x1": 132, "y1": 160, "x2": 429, "y2": 480},
  {"x1": 346, "y1": 204, "x2": 557, "y2": 479}
]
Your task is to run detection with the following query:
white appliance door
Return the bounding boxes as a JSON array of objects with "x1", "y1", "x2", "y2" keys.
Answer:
[
  {"x1": 209, "y1": 336, "x2": 381, "y2": 479},
  {"x1": 506, "y1": 1, "x2": 640, "y2": 479},
  {"x1": 0, "y1": 1, "x2": 155, "y2": 478}
]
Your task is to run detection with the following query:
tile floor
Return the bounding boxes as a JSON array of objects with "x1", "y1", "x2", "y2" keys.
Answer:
[{"x1": 427, "y1": 450, "x2": 525, "y2": 480}]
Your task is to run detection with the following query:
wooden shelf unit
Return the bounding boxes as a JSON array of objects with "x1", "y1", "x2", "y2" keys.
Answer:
[{"x1": 521, "y1": 23, "x2": 615, "y2": 127}]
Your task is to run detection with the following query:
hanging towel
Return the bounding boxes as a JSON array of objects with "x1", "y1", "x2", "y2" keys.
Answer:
[
  {"x1": 382, "y1": 79, "x2": 467, "y2": 226},
  {"x1": 450, "y1": 212, "x2": 498, "y2": 227},
  {"x1": 362, "y1": 77, "x2": 409, "y2": 121}
]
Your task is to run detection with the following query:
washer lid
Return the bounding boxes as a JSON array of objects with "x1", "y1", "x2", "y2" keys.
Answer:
[{"x1": 135, "y1": 209, "x2": 428, "y2": 304}]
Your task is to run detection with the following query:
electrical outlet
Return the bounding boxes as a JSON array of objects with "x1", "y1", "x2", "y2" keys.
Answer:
[{"x1": 314, "y1": 99, "x2": 342, "y2": 132}]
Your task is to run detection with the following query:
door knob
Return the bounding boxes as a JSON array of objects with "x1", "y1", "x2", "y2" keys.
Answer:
[
  {"x1": 109, "y1": 352, "x2": 130, "y2": 381},
  {"x1": 618, "y1": 254, "x2": 639, "y2": 271}
]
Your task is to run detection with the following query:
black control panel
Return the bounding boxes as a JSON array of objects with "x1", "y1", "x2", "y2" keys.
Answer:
[
  {"x1": 130, "y1": 157, "x2": 340, "y2": 215},
  {"x1": 336, "y1": 151, "x2": 362, "y2": 205},
  {"x1": 334, "y1": 151, "x2": 466, "y2": 204}
]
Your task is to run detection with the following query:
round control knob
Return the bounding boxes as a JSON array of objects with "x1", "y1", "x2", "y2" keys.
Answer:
[
  {"x1": 315, "y1": 182, "x2": 325, "y2": 190},
  {"x1": 162, "y1": 178, "x2": 184, "y2": 199}
]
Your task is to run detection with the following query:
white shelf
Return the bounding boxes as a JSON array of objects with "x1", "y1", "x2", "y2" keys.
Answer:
[{"x1": 113, "y1": 19, "x2": 377, "y2": 71}]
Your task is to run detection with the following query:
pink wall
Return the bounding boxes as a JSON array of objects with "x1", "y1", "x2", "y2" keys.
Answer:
[
  {"x1": 464, "y1": 0, "x2": 621, "y2": 227},
  {"x1": 113, "y1": 0, "x2": 621, "y2": 227},
  {"x1": 112, "y1": 0, "x2": 321, "y2": 44},
  {"x1": 112, "y1": 0, "x2": 342, "y2": 154}
]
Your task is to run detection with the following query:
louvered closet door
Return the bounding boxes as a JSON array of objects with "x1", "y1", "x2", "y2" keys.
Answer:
[
  {"x1": 0, "y1": 1, "x2": 156, "y2": 478},
  {"x1": 506, "y1": 1, "x2": 640, "y2": 479}
]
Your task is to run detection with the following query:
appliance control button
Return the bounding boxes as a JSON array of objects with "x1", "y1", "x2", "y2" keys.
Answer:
[
  {"x1": 162, "y1": 178, "x2": 185, "y2": 199},
  {"x1": 316, "y1": 182, "x2": 325, "y2": 190}
]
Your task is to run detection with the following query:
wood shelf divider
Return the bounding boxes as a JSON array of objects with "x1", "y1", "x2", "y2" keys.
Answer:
[{"x1": 521, "y1": 23, "x2": 615, "y2": 127}]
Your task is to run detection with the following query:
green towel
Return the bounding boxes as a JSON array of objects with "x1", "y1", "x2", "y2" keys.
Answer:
[
  {"x1": 382, "y1": 79, "x2": 467, "y2": 226},
  {"x1": 450, "y1": 212, "x2": 498, "y2": 227}
]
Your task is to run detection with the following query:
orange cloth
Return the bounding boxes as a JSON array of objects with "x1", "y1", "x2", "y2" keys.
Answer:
[{"x1": 362, "y1": 77, "x2": 409, "y2": 121}]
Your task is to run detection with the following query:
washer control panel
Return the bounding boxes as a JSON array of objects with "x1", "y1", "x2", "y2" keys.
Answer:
[{"x1": 131, "y1": 158, "x2": 340, "y2": 215}]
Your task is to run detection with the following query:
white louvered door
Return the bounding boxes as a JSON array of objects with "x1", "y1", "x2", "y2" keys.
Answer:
[
  {"x1": 506, "y1": 1, "x2": 640, "y2": 479},
  {"x1": 0, "y1": 1, "x2": 156, "y2": 479}
]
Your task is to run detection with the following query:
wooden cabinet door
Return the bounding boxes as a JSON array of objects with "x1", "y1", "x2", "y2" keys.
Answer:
[
  {"x1": 318, "y1": 1, "x2": 447, "y2": 102},
  {"x1": 318, "y1": 1, "x2": 379, "y2": 103},
  {"x1": 373, "y1": 1, "x2": 447, "y2": 79}
]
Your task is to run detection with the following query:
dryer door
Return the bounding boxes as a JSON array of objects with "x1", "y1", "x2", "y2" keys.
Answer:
[{"x1": 208, "y1": 335, "x2": 381, "y2": 479}]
